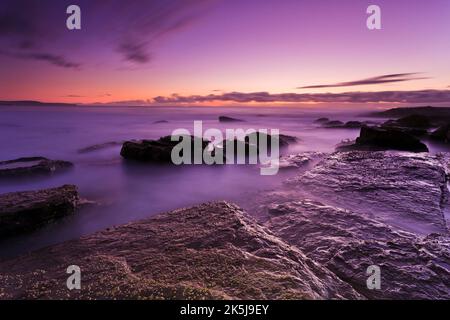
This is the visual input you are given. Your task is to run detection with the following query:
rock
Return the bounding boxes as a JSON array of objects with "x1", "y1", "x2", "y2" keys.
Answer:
[
  {"x1": 394, "y1": 114, "x2": 432, "y2": 128},
  {"x1": 245, "y1": 132, "x2": 298, "y2": 148},
  {"x1": 314, "y1": 117, "x2": 329, "y2": 123},
  {"x1": 288, "y1": 151, "x2": 448, "y2": 234},
  {"x1": 0, "y1": 185, "x2": 79, "y2": 238},
  {"x1": 263, "y1": 200, "x2": 450, "y2": 299},
  {"x1": 78, "y1": 141, "x2": 123, "y2": 154},
  {"x1": 367, "y1": 106, "x2": 450, "y2": 127},
  {"x1": 220, "y1": 132, "x2": 298, "y2": 161},
  {"x1": 343, "y1": 121, "x2": 365, "y2": 128},
  {"x1": 0, "y1": 157, "x2": 73, "y2": 178},
  {"x1": 430, "y1": 124, "x2": 450, "y2": 143},
  {"x1": 323, "y1": 120, "x2": 344, "y2": 128},
  {"x1": 120, "y1": 135, "x2": 211, "y2": 163},
  {"x1": 274, "y1": 152, "x2": 325, "y2": 170},
  {"x1": 339, "y1": 126, "x2": 428, "y2": 152},
  {"x1": 0, "y1": 201, "x2": 361, "y2": 300},
  {"x1": 320, "y1": 120, "x2": 368, "y2": 129},
  {"x1": 218, "y1": 116, "x2": 244, "y2": 123}
]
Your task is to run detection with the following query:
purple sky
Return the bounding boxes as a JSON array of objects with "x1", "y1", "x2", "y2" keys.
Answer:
[{"x1": 0, "y1": 0, "x2": 449, "y2": 106}]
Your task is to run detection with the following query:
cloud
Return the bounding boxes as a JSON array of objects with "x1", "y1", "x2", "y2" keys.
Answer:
[
  {"x1": 298, "y1": 73, "x2": 428, "y2": 89},
  {"x1": 118, "y1": 42, "x2": 152, "y2": 64},
  {"x1": 0, "y1": 50, "x2": 80, "y2": 69},
  {"x1": 0, "y1": 0, "x2": 215, "y2": 67},
  {"x1": 23, "y1": 52, "x2": 80, "y2": 69},
  {"x1": 153, "y1": 90, "x2": 450, "y2": 104}
]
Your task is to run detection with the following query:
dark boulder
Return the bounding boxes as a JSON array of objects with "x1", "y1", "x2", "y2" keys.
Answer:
[
  {"x1": 120, "y1": 135, "x2": 212, "y2": 163},
  {"x1": 340, "y1": 126, "x2": 428, "y2": 152},
  {"x1": 0, "y1": 185, "x2": 79, "y2": 238},
  {"x1": 0, "y1": 157, "x2": 73, "y2": 178}
]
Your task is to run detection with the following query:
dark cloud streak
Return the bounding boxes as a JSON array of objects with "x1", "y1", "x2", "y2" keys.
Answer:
[{"x1": 298, "y1": 73, "x2": 428, "y2": 89}]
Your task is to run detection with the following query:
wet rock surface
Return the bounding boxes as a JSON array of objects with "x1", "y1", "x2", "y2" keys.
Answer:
[
  {"x1": 288, "y1": 151, "x2": 448, "y2": 234},
  {"x1": 120, "y1": 135, "x2": 211, "y2": 163},
  {"x1": 263, "y1": 200, "x2": 450, "y2": 299},
  {"x1": 0, "y1": 157, "x2": 73, "y2": 178},
  {"x1": 0, "y1": 201, "x2": 361, "y2": 300},
  {"x1": 0, "y1": 185, "x2": 79, "y2": 238},
  {"x1": 338, "y1": 126, "x2": 429, "y2": 152},
  {"x1": 2, "y1": 149, "x2": 450, "y2": 300}
]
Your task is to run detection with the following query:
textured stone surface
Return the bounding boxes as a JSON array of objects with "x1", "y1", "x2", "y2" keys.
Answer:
[
  {"x1": 288, "y1": 151, "x2": 448, "y2": 234},
  {"x1": 0, "y1": 201, "x2": 361, "y2": 300},
  {"x1": 0, "y1": 157, "x2": 73, "y2": 177},
  {"x1": 263, "y1": 200, "x2": 450, "y2": 299},
  {"x1": 0, "y1": 185, "x2": 79, "y2": 238}
]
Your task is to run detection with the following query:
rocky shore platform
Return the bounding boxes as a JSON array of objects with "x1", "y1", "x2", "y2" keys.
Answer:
[{"x1": 1, "y1": 150, "x2": 449, "y2": 300}]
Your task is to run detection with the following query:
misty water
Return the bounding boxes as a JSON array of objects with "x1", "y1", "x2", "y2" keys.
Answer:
[{"x1": 0, "y1": 105, "x2": 447, "y2": 259}]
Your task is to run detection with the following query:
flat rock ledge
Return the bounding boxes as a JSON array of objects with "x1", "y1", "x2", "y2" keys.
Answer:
[
  {"x1": 0, "y1": 201, "x2": 361, "y2": 300},
  {"x1": 0, "y1": 185, "x2": 79, "y2": 238},
  {"x1": 0, "y1": 157, "x2": 73, "y2": 178}
]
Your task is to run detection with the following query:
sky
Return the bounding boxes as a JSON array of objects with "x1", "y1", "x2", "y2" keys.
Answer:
[{"x1": 0, "y1": 0, "x2": 450, "y2": 107}]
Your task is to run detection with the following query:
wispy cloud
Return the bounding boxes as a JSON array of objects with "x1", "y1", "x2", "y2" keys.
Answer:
[
  {"x1": 298, "y1": 73, "x2": 428, "y2": 89},
  {"x1": 0, "y1": 0, "x2": 215, "y2": 67},
  {"x1": 0, "y1": 50, "x2": 81, "y2": 69},
  {"x1": 154, "y1": 89, "x2": 450, "y2": 104}
]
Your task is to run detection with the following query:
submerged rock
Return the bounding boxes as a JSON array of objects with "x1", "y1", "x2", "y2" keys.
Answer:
[
  {"x1": 321, "y1": 120, "x2": 368, "y2": 129},
  {"x1": 263, "y1": 200, "x2": 450, "y2": 299},
  {"x1": 314, "y1": 117, "x2": 329, "y2": 123},
  {"x1": 245, "y1": 131, "x2": 298, "y2": 148},
  {"x1": 0, "y1": 201, "x2": 360, "y2": 300},
  {"x1": 0, "y1": 185, "x2": 79, "y2": 238},
  {"x1": 323, "y1": 120, "x2": 344, "y2": 128},
  {"x1": 289, "y1": 151, "x2": 448, "y2": 234},
  {"x1": 0, "y1": 157, "x2": 73, "y2": 178},
  {"x1": 218, "y1": 116, "x2": 244, "y2": 123},
  {"x1": 339, "y1": 126, "x2": 428, "y2": 152},
  {"x1": 120, "y1": 135, "x2": 211, "y2": 163},
  {"x1": 78, "y1": 141, "x2": 123, "y2": 154}
]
